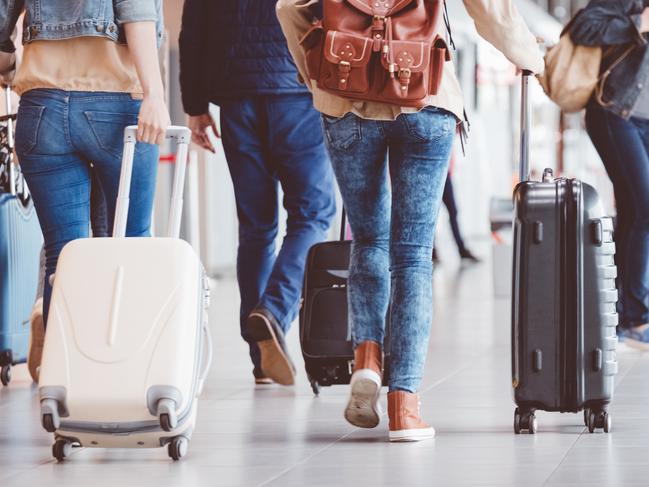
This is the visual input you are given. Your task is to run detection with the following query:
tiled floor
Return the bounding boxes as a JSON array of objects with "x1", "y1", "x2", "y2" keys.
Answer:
[{"x1": 1, "y1": 243, "x2": 648, "y2": 486}]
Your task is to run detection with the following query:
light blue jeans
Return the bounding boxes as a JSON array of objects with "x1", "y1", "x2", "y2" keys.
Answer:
[
  {"x1": 15, "y1": 89, "x2": 159, "y2": 326},
  {"x1": 321, "y1": 107, "x2": 456, "y2": 393}
]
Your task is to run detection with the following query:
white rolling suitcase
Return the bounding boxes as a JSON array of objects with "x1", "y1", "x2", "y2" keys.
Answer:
[{"x1": 38, "y1": 126, "x2": 213, "y2": 462}]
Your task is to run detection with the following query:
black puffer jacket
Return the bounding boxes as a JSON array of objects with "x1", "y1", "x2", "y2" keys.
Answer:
[
  {"x1": 571, "y1": 0, "x2": 649, "y2": 118},
  {"x1": 179, "y1": 0, "x2": 308, "y2": 116}
]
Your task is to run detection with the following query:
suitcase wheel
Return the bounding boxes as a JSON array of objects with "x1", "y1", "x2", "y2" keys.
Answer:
[
  {"x1": 310, "y1": 379, "x2": 320, "y2": 396},
  {"x1": 513, "y1": 408, "x2": 537, "y2": 434},
  {"x1": 0, "y1": 365, "x2": 10, "y2": 386},
  {"x1": 157, "y1": 399, "x2": 178, "y2": 432},
  {"x1": 52, "y1": 439, "x2": 72, "y2": 462},
  {"x1": 587, "y1": 409, "x2": 611, "y2": 434},
  {"x1": 168, "y1": 436, "x2": 189, "y2": 461}
]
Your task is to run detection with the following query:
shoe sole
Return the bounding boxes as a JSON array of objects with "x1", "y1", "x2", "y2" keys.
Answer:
[
  {"x1": 248, "y1": 313, "x2": 295, "y2": 386},
  {"x1": 389, "y1": 427, "x2": 436, "y2": 442},
  {"x1": 344, "y1": 369, "x2": 382, "y2": 429}
]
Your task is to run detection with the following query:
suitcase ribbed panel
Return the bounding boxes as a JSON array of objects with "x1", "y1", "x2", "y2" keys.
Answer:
[{"x1": 0, "y1": 194, "x2": 42, "y2": 365}]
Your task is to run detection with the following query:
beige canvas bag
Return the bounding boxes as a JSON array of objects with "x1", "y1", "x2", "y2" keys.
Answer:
[{"x1": 539, "y1": 12, "x2": 634, "y2": 113}]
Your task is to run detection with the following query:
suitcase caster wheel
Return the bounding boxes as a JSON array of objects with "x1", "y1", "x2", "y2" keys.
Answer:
[
  {"x1": 1, "y1": 365, "x2": 11, "y2": 386},
  {"x1": 513, "y1": 408, "x2": 521, "y2": 434},
  {"x1": 168, "y1": 436, "x2": 188, "y2": 461},
  {"x1": 42, "y1": 414, "x2": 58, "y2": 433},
  {"x1": 160, "y1": 413, "x2": 173, "y2": 432},
  {"x1": 53, "y1": 439, "x2": 72, "y2": 462},
  {"x1": 604, "y1": 413, "x2": 612, "y2": 433},
  {"x1": 310, "y1": 379, "x2": 320, "y2": 396},
  {"x1": 587, "y1": 411, "x2": 597, "y2": 433},
  {"x1": 527, "y1": 414, "x2": 538, "y2": 435}
]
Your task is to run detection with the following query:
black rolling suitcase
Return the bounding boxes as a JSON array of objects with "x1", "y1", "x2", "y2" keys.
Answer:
[
  {"x1": 511, "y1": 72, "x2": 618, "y2": 434},
  {"x1": 300, "y1": 212, "x2": 390, "y2": 395}
]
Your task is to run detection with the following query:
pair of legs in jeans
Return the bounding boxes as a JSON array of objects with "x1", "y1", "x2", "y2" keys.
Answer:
[
  {"x1": 15, "y1": 89, "x2": 158, "y2": 326},
  {"x1": 586, "y1": 103, "x2": 649, "y2": 348},
  {"x1": 219, "y1": 93, "x2": 336, "y2": 383},
  {"x1": 322, "y1": 107, "x2": 456, "y2": 440}
]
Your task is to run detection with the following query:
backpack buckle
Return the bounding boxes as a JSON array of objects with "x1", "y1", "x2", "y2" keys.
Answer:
[{"x1": 338, "y1": 61, "x2": 351, "y2": 89}]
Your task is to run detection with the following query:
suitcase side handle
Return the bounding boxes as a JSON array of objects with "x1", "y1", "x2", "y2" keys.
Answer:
[
  {"x1": 113, "y1": 125, "x2": 192, "y2": 239},
  {"x1": 519, "y1": 70, "x2": 532, "y2": 183}
]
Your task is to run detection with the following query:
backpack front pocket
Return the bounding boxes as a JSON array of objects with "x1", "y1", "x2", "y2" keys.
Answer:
[
  {"x1": 321, "y1": 31, "x2": 373, "y2": 94},
  {"x1": 379, "y1": 40, "x2": 430, "y2": 103}
]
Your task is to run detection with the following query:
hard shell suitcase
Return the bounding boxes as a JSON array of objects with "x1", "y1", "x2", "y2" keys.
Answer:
[
  {"x1": 0, "y1": 87, "x2": 43, "y2": 386},
  {"x1": 38, "y1": 126, "x2": 213, "y2": 461},
  {"x1": 511, "y1": 72, "x2": 618, "y2": 434},
  {"x1": 300, "y1": 212, "x2": 390, "y2": 396}
]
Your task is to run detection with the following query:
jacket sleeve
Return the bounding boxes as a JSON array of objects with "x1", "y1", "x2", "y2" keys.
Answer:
[
  {"x1": 570, "y1": 0, "x2": 647, "y2": 47},
  {"x1": 276, "y1": 0, "x2": 320, "y2": 92},
  {"x1": 462, "y1": 0, "x2": 544, "y2": 74},
  {"x1": 0, "y1": 0, "x2": 23, "y2": 53},
  {"x1": 114, "y1": 0, "x2": 158, "y2": 23},
  {"x1": 179, "y1": 0, "x2": 210, "y2": 116}
]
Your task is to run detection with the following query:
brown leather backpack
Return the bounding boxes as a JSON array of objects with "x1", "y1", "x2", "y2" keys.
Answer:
[{"x1": 299, "y1": 0, "x2": 449, "y2": 108}]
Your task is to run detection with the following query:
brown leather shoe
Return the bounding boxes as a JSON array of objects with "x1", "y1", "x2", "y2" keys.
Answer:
[
  {"x1": 27, "y1": 298, "x2": 45, "y2": 383},
  {"x1": 344, "y1": 341, "x2": 383, "y2": 428},
  {"x1": 388, "y1": 391, "x2": 435, "y2": 442},
  {"x1": 246, "y1": 309, "x2": 296, "y2": 386}
]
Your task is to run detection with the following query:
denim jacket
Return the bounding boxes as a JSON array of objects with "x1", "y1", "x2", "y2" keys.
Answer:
[
  {"x1": 0, "y1": 0, "x2": 163, "y2": 53},
  {"x1": 571, "y1": 0, "x2": 649, "y2": 119}
]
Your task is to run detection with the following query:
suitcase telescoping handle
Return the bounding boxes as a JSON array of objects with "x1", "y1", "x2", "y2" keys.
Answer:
[
  {"x1": 113, "y1": 126, "x2": 191, "y2": 239},
  {"x1": 4, "y1": 85, "x2": 15, "y2": 195},
  {"x1": 519, "y1": 70, "x2": 533, "y2": 183}
]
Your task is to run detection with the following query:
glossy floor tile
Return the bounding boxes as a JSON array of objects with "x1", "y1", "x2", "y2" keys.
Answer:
[{"x1": 1, "y1": 242, "x2": 648, "y2": 486}]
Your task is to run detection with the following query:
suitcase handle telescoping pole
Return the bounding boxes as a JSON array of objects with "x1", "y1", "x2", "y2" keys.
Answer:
[
  {"x1": 113, "y1": 126, "x2": 192, "y2": 239},
  {"x1": 3, "y1": 86, "x2": 16, "y2": 195},
  {"x1": 519, "y1": 70, "x2": 533, "y2": 184}
]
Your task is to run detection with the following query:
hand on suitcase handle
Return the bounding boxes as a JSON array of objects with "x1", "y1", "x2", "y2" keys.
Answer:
[{"x1": 124, "y1": 125, "x2": 191, "y2": 144}]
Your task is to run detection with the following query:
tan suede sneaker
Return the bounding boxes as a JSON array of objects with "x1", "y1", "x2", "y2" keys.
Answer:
[
  {"x1": 388, "y1": 391, "x2": 435, "y2": 442},
  {"x1": 344, "y1": 340, "x2": 383, "y2": 428},
  {"x1": 27, "y1": 298, "x2": 45, "y2": 383}
]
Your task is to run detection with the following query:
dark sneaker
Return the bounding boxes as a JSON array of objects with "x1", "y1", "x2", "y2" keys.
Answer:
[
  {"x1": 459, "y1": 248, "x2": 481, "y2": 263},
  {"x1": 246, "y1": 309, "x2": 296, "y2": 386}
]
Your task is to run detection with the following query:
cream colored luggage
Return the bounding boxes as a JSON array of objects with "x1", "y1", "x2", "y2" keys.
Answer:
[{"x1": 38, "y1": 126, "x2": 212, "y2": 462}]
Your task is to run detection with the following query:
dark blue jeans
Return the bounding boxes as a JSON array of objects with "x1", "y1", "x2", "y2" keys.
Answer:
[
  {"x1": 220, "y1": 94, "x2": 336, "y2": 376},
  {"x1": 322, "y1": 107, "x2": 456, "y2": 393},
  {"x1": 15, "y1": 89, "x2": 159, "y2": 325},
  {"x1": 586, "y1": 103, "x2": 649, "y2": 328}
]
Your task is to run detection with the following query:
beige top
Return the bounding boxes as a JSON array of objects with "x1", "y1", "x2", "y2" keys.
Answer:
[
  {"x1": 276, "y1": 0, "x2": 545, "y2": 121},
  {"x1": 13, "y1": 37, "x2": 142, "y2": 96}
]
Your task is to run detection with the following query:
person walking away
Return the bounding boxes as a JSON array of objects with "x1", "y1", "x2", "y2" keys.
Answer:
[
  {"x1": 179, "y1": 0, "x2": 336, "y2": 386},
  {"x1": 277, "y1": 0, "x2": 543, "y2": 441},
  {"x1": 434, "y1": 152, "x2": 480, "y2": 264},
  {"x1": 572, "y1": 0, "x2": 649, "y2": 349},
  {"x1": 0, "y1": 0, "x2": 170, "y2": 378}
]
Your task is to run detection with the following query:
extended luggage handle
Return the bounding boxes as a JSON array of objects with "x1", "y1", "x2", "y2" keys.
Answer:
[
  {"x1": 519, "y1": 70, "x2": 533, "y2": 183},
  {"x1": 113, "y1": 126, "x2": 192, "y2": 239}
]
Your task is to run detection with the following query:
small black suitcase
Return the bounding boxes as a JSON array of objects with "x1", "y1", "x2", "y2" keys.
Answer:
[
  {"x1": 300, "y1": 212, "x2": 390, "y2": 395},
  {"x1": 511, "y1": 72, "x2": 618, "y2": 434}
]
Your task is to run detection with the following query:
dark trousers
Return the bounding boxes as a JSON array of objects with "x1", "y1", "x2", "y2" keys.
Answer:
[
  {"x1": 586, "y1": 103, "x2": 649, "y2": 328},
  {"x1": 220, "y1": 94, "x2": 336, "y2": 376},
  {"x1": 442, "y1": 176, "x2": 467, "y2": 254}
]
